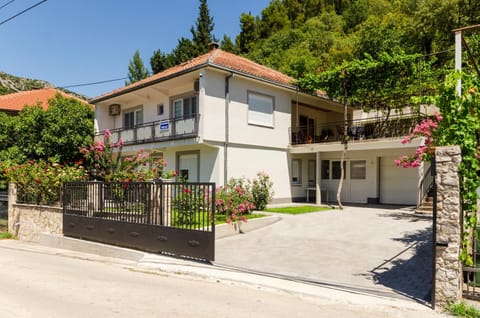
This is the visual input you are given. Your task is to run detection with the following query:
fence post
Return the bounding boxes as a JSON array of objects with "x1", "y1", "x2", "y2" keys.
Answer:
[{"x1": 434, "y1": 146, "x2": 463, "y2": 307}]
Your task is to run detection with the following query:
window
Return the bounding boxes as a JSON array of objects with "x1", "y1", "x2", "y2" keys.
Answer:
[
  {"x1": 157, "y1": 104, "x2": 164, "y2": 115},
  {"x1": 308, "y1": 160, "x2": 316, "y2": 185},
  {"x1": 291, "y1": 159, "x2": 301, "y2": 184},
  {"x1": 332, "y1": 161, "x2": 346, "y2": 179},
  {"x1": 350, "y1": 160, "x2": 366, "y2": 179},
  {"x1": 124, "y1": 107, "x2": 143, "y2": 129},
  {"x1": 248, "y1": 92, "x2": 274, "y2": 127},
  {"x1": 321, "y1": 160, "x2": 330, "y2": 179},
  {"x1": 177, "y1": 151, "x2": 199, "y2": 182},
  {"x1": 173, "y1": 96, "x2": 197, "y2": 119}
]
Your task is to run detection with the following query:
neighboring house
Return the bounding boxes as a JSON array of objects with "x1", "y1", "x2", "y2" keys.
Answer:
[
  {"x1": 0, "y1": 87, "x2": 88, "y2": 115},
  {"x1": 91, "y1": 44, "x2": 427, "y2": 206}
]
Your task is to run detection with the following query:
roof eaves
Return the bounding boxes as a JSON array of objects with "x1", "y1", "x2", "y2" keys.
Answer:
[
  {"x1": 89, "y1": 62, "x2": 209, "y2": 104},
  {"x1": 207, "y1": 62, "x2": 297, "y2": 92}
]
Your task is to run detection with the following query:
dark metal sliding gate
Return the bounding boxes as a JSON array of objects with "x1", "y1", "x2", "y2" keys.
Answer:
[{"x1": 63, "y1": 181, "x2": 215, "y2": 261}]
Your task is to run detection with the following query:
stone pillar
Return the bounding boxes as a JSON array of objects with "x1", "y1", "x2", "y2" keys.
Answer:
[
  {"x1": 87, "y1": 182, "x2": 103, "y2": 214},
  {"x1": 434, "y1": 146, "x2": 462, "y2": 307}
]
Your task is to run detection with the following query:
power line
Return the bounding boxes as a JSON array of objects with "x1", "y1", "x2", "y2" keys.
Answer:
[
  {"x1": 0, "y1": 0, "x2": 16, "y2": 11},
  {"x1": 0, "y1": 0, "x2": 47, "y2": 27},
  {"x1": 60, "y1": 76, "x2": 128, "y2": 89}
]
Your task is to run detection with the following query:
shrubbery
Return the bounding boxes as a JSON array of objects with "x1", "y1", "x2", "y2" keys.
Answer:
[
  {"x1": 215, "y1": 172, "x2": 274, "y2": 224},
  {"x1": 2, "y1": 160, "x2": 86, "y2": 205}
]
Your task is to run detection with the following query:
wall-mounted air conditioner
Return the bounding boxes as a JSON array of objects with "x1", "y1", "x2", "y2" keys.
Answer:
[{"x1": 109, "y1": 104, "x2": 121, "y2": 116}]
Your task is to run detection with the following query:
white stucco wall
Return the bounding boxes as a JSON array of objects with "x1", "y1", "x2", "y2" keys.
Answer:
[
  {"x1": 202, "y1": 70, "x2": 291, "y2": 149},
  {"x1": 290, "y1": 147, "x2": 419, "y2": 205}
]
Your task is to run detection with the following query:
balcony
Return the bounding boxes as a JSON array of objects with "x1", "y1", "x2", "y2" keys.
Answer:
[
  {"x1": 290, "y1": 114, "x2": 423, "y2": 145},
  {"x1": 96, "y1": 114, "x2": 200, "y2": 146}
]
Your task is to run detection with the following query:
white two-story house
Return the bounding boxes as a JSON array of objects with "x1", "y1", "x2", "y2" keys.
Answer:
[{"x1": 91, "y1": 45, "x2": 427, "y2": 206}]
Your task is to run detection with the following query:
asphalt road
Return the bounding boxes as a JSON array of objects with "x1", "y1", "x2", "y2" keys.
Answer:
[{"x1": 0, "y1": 241, "x2": 443, "y2": 318}]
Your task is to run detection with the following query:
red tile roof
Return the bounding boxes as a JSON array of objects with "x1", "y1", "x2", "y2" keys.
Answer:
[
  {"x1": 0, "y1": 88, "x2": 89, "y2": 112},
  {"x1": 91, "y1": 48, "x2": 300, "y2": 103}
]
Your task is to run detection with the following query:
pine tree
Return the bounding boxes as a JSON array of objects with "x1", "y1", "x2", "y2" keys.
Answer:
[
  {"x1": 190, "y1": 0, "x2": 216, "y2": 55},
  {"x1": 236, "y1": 13, "x2": 257, "y2": 54},
  {"x1": 220, "y1": 34, "x2": 237, "y2": 53},
  {"x1": 150, "y1": 49, "x2": 175, "y2": 74},
  {"x1": 126, "y1": 50, "x2": 150, "y2": 85}
]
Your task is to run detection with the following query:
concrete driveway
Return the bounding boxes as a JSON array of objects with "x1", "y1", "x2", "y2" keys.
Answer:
[{"x1": 215, "y1": 205, "x2": 432, "y2": 303}]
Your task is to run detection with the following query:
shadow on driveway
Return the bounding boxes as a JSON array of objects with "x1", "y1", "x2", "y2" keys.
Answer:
[{"x1": 369, "y1": 226, "x2": 432, "y2": 303}]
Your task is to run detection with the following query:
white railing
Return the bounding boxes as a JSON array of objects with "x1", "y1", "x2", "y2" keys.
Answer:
[{"x1": 95, "y1": 114, "x2": 200, "y2": 145}]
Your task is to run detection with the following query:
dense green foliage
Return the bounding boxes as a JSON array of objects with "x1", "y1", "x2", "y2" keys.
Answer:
[
  {"x1": 126, "y1": 49, "x2": 150, "y2": 85},
  {"x1": 433, "y1": 73, "x2": 480, "y2": 265},
  {"x1": 0, "y1": 94, "x2": 93, "y2": 165},
  {"x1": 2, "y1": 160, "x2": 87, "y2": 205}
]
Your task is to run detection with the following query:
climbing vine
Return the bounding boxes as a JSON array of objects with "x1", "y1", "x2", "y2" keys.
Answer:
[
  {"x1": 397, "y1": 72, "x2": 480, "y2": 265},
  {"x1": 433, "y1": 73, "x2": 480, "y2": 265}
]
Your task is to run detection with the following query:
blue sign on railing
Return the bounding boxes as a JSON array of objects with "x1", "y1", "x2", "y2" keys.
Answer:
[{"x1": 159, "y1": 121, "x2": 170, "y2": 131}]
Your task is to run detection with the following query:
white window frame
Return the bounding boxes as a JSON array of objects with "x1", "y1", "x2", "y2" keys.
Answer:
[
  {"x1": 291, "y1": 159, "x2": 302, "y2": 185},
  {"x1": 123, "y1": 106, "x2": 143, "y2": 129},
  {"x1": 248, "y1": 91, "x2": 274, "y2": 128},
  {"x1": 173, "y1": 95, "x2": 197, "y2": 119},
  {"x1": 350, "y1": 160, "x2": 366, "y2": 180}
]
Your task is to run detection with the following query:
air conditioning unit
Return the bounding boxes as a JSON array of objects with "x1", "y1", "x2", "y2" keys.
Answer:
[{"x1": 109, "y1": 104, "x2": 121, "y2": 116}]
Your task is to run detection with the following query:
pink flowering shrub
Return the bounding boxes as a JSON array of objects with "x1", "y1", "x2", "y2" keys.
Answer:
[
  {"x1": 395, "y1": 112, "x2": 442, "y2": 168},
  {"x1": 215, "y1": 177, "x2": 255, "y2": 224},
  {"x1": 80, "y1": 129, "x2": 156, "y2": 181}
]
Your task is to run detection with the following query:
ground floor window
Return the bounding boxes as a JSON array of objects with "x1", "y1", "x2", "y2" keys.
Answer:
[
  {"x1": 177, "y1": 151, "x2": 199, "y2": 182},
  {"x1": 291, "y1": 159, "x2": 301, "y2": 184},
  {"x1": 350, "y1": 160, "x2": 366, "y2": 180},
  {"x1": 332, "y1": 161, "x2": 346, "y2": 179}
]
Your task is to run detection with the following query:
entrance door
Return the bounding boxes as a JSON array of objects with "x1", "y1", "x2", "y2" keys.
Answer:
[{"x1": 178, "y1": 152, "x2": 199, "y2": 182}]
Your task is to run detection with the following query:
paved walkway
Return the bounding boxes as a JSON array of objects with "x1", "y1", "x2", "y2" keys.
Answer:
[{"x1": 215, "y1": 205, "x2": 433, "y2": 303}]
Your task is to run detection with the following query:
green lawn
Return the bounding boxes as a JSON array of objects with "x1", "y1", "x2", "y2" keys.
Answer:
[{"x1": 264, "y1": 206, "x2": 332, "y2": 215}]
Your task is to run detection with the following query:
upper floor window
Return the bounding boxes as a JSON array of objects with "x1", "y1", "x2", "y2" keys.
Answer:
[
  {"x1": 124, "y1": 107, "x2": 143, "y2": 129},
  {"x1": 173, "y1": 95, "x2": 197, "y2": 119},
  {"x1": 248, "y1": 92, "x2": 274, "y2": 127}
]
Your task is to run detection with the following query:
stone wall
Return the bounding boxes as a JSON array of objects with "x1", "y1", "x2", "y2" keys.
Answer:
[
  {"x1": 434, "y1": 146, "x2": 463, "y2": 307},
  {"x1": 8, "y1": 183, "x2": 63, "y2": 241}
]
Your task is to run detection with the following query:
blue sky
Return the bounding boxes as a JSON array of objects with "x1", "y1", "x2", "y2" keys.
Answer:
[{"x1": 0, "y1": 0, "x2": 271, "y2": 98}]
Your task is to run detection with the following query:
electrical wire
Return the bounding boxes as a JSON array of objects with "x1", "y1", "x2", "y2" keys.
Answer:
[
  {"x1": 0, "y1": 0, "x2": 47, "y2": 27},
  {"x1": 60, "y1": 76, "x2": 128, "y2": 88},
  {"x1": 0, "y1": 0, "x2": 16, "y2": 11}
]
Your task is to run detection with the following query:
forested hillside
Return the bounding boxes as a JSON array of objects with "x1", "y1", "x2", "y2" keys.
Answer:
[
  {"x1": 131, "y1": 0, "x2": 480, "y2": 111},
  {"x1": 228, "y1": 0, "x2": 480, "y2": 80}
]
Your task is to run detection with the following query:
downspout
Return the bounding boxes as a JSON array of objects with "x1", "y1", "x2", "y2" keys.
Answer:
[{"x1": 224, "y1": 72, "x2": 233, "y2": 186}]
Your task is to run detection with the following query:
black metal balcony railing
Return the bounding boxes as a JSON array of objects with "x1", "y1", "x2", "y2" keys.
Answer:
[
  {"x1": 95, "y1": 114, "x2": 200, "y2": 146},
  {"x1": 290, "y1": 114, "x2": 423, "y2": 145}
]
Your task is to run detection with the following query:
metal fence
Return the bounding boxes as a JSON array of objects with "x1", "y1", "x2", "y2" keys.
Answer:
[
  {"x1": 463, "y1": 230, "x2": 480, "y2": 300},
  {"x1": 290, "y1": 114, "x2": 423, "y2": 145},
  {"x1": 63, "y1": 181, "x2": 216, "y2": 261}
]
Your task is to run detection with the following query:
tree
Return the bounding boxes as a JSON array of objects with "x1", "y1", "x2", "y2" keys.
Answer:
[
  {"x1": 150, "y1": 49, "x2": 175, "y2": 74},
  {"x1": 126, "y1": 49, "x2": 149, "y2": 85},
  {"x1": 41, "y1": 94, "x2": 94, "y2": 163},
  {"x1": 220, "y1": 34, "x2": 237, "y2": 53},
  {"x1": 0, "y1": 95, "x2": 94, "y2": 165},
  {"x1": 171, "y1": 37, "x2": 197, "y2": 64},
  {"x1": 237, "y1": 13, "x2": 257, "y2": 54},
  {"x1": 190, "y1": 0, "x2": 216, "y2": 55}
]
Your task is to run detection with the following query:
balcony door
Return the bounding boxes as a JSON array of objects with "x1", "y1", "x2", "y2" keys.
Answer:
[{"x1": 299, "y1": 115, "x2": 315, "y2": 143}]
